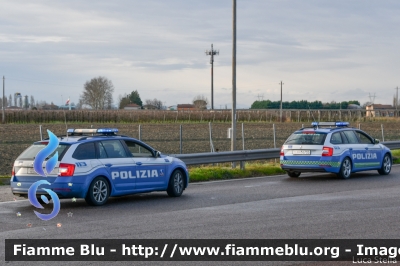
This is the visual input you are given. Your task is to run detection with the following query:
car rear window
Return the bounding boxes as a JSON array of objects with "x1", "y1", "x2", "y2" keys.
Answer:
[
  {"x1": 284, "y1": 132, "x2": 327, "y2": 145},
  {"x1": 17, "y1": 143, "x2": 70, "y2": 160}
]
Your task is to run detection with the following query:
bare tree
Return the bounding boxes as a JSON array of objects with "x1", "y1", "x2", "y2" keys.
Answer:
[
  {"x1": 193, "y1": 95, "x2": 208, "y2": 109},
  {"x1": 145, "y1": 98, "x2": 163, "y2": 109},
  {"x1": 80, "y1": 76, "x2": 114, "y2": 110}
]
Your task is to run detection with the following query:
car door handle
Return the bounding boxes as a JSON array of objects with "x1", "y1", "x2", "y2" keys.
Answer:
[
  {"x1": 136, "y1": 162, "x2": 142, "y2": 166},
  {"x1": 105, "y1": 164, "x2": 112, "y2": 167},
  {"x1": 349, "y1": 148, "x2": 352, "y2": 151},
  {"x1": 365, "y1": 148, "x2": 369, "y2": 150}
]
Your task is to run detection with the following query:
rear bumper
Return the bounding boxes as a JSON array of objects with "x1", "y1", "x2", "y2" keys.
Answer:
[
  {"x1": 280, "y1": 156, "x2": 341, "y2": 174},
  {"x1": 11, "y1": 176, "x2": 87, "y2": 198}
]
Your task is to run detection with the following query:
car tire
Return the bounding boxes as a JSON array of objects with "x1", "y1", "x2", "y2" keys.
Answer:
[
  {"x1": 337, "y1": 157, "x2": 352, "y2": 179},
  {"x1": 378, "y1": 153, "x2": 392, "y2": 175},
  {"x1": 85, "y1": 177, "x2": 110, "y2": 206},
  {"x1": 287, "y1": 171, "x2": 301, "y2": 178},
  {"x1": 167, "y1": 170, "x2": 184, "y2": 197}
]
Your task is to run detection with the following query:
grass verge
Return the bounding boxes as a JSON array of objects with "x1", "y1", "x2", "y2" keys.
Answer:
[
  {"x1": 0, "y1": 176, "x2": 10, "y2": 185},
  {"x1": 391, "y1": 149, "x2": 400, "y2": 164},
  {"x1": 189, "y1": 163, "x2": 286, "y2": 182}
]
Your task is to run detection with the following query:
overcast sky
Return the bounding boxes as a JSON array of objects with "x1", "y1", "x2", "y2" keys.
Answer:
[{"x1": 1, "y1": 0, "x2": 400, "y2": 109}]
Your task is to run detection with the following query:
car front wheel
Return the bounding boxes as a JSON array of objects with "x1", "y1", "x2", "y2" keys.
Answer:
[
  {"x1": 378, "y1": 154, "x2": 391, "y2": 175},
  {"x1": 167, "y1": 170, "x2": 184, "y2": 197},
  {"x1": 85, "y1": 177, "x2": 110, "y2": 206},
  {"x1": 337, "y1": 157, "x2": 352, "y2": 179}
]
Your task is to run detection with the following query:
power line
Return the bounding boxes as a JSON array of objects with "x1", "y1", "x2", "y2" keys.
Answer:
[{"x1": 368, "y1": 93, "x2": 376, "y2": 104}]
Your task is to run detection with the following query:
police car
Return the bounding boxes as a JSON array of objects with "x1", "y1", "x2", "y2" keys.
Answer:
[
  {"x1": 11, "y1": 128, "x2": 189, "y2": 205},
  {"x1": 280, "y1": 122, "x2": 392, "y2": 179}
]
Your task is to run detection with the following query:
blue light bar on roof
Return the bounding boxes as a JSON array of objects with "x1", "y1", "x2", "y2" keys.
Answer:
[
  {"x1": 311, "y1": 122, "x2": 349, "y2": 127},
  {"x1": 67, "y1": 128, "x2": 119, "y2": 134},
  {"x1": 97, "y1": 128, "x2": 118, "y2": 133}
]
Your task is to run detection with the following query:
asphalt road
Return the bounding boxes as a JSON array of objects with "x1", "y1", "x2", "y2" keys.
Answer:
[{"x1": 1, "y1": 166, "x2": 400, "y2": 266}]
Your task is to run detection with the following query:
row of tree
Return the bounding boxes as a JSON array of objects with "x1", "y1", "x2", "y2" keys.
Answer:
[
  {"x1": 80, "y1": 76, "x2": 209, "y2": 110},
  {"x1": 250, "y1": 100, "x2": 361, "y2": 110}
]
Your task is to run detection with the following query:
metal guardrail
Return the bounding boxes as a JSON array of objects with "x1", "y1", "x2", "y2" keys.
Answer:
[{"x1": 174, "y1": 141, "x2": 400, "y2": 166}]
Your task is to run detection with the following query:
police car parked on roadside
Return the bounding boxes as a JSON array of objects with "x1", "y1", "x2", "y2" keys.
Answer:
[
  {"x1": 280, "y1": 122, "x2": 392, "y2": 179},
  {"x1": 11, "y1": 128, "x2": 189, "y2": 205}
]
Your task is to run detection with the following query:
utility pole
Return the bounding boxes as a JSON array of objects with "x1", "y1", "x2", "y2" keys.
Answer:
[
  {"x1": 231, "y1": 0, "x2": 237, "y2": 163},
  {"x1": 2, "y1": 76, "x2": 4, "y2": 124},
  {"x1": 395, "y1": 87, "x2": 399, "y2": 116},
  {"x1": 205, "y1": 44, "x2": 219, "y2": 110},
  {"x1": 279, "y1": 81, "x2": 284, "y2": 122}
]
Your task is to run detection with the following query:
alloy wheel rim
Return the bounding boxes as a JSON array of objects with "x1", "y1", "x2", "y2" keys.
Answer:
[
  {"x1": 384, "y1": 156, "x2": 391, "y2": 172},
  {"x1": 174, "y1": 172, "x2": 183, "y2": 193},
  {"x1": 343, "y1": 160, "x2": 351, "y2": 177},
  {"x1": 93, "y1": 180, "x2": 107, "y2": 202}
]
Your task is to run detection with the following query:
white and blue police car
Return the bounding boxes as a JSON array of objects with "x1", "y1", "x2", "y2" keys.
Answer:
[
  {"x1": 280, "y1": 122, "x2": 392, "y2": 179},
  {"x1": 11, "y1": 128, "x2": 189, "y2": 206}
]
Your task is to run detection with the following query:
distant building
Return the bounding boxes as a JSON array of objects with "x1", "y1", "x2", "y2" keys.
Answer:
[
  {"x1": 347, "y1": 104, "x2": 361, "y2": 109},
  {"x1": 177, "y1": 104, "x2": 196, "y2": 111},
  {"x1": 366, "y1": 104, "x2": 394, "y2": 117},
  {"x1": 124, "y1": 103, "x2": 141, "y2": 110}
]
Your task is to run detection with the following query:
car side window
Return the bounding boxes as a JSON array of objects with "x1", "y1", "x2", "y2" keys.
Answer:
[
  {"x1": 123, "y1": 140, "x2": 153, "y2": 158},
  {"x1": 356, "y1": 131, "x2": 374, "y2": 144},
  {"x1": 330, "y1": 132, "x2": 343, "y2": 144},
  {"x1": 342, "y1": 131, "x2": 359, "y2": 144},
  {"x1": 100, "y1": 140, "x2": 128, "y2": 158},
  {"x1": 72, "y1": 142, "x2": 96, "y2": 160}
]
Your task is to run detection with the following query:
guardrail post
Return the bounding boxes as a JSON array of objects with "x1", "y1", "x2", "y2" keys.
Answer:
[
  {"x1": 180, "y1": 124, "x2": 183, "y2": 154},
  {"x1": 240, "y1": 123, "x2": 245, "y2": 170},
  {"x1": 381, "y1": 124, "x2": 385, "y2": 142},
  {"x1": 273, "y1": 124, "x2": 276, "y2": 149},
  {"x1": 39, "y1": 125, "x2": 43, "y2": 140},
  {"x1": 138, "y1": 124, "x2": 141, "y2": 140}
]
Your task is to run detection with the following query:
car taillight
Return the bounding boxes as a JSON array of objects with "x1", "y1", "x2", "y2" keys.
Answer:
[
  {"x1": 58, "y1": 163, "x2": 75, "y2": 177},
  {"x1": 280, "y1": 146, "x2": 284, "y2": 156},
  {"x1": 322, "y1": 147, "x2": 333, "y2": 157},
  {"x1": 11, "y1": 167, "x2": 15, "y2": 176}
]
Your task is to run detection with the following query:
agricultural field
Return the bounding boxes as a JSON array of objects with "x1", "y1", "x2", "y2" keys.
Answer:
[{"x1": 1, "y1": 121, "x2": 400, "y2": 175}]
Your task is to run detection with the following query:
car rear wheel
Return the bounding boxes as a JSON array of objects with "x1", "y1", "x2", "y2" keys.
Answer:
[
  {"x1": 167, "y1": 170, "x2": 184, "y2": 197},
  {"x1": 378, "y1": 154, "x2": 391, "y2": 175},
  {"x1": 337, "y1": 157, "x2": 352, "y2": 179},
  {"x1": 287, "y1": 171, "x2": 301, "y2": 178},
  {"x1": 85, "y1": 177, "x2": 110, "y2": 206}
]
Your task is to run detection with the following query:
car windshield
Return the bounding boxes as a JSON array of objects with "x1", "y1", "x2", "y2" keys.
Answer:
[
  {"x1": 17, "y1": 143, "x2": 70, "y2": 160},
  {"x1": 284, "y1": 132, "x2": 327, "y2": 145}
]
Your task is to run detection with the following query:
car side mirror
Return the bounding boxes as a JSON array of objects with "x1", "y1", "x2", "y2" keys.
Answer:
[
  {"x1": 155, "y1": 151, "x2": 161, "y2": 157},
  {"x1": 374, "y1": 139, "x2": 380, "y2": 144}
]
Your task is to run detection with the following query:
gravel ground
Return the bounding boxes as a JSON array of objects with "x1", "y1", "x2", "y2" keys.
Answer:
[{"x1": 0, "y1": 185, "x2": 16, "y2": 202}]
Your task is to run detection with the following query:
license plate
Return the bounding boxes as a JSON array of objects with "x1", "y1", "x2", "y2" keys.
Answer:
[
  {"x1": 27, "y1": 168, "x2": 38, "y2": 174},
  {"x1": 292, "y1": 150, "x2": 311, "y2": 155}
]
